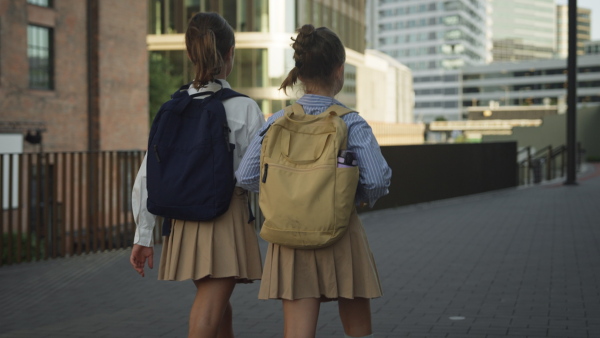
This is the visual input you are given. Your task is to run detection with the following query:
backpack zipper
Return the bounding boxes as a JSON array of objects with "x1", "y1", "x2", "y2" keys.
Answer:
[
  {"x1": 267, "y1": 163, "x2": 334, "y2": 172},
  {"x1": 223, "y1": 123, "x2": 232, "y2": 152},
  {"x1": 262, "y1": 163, "x2": 268, "y2": 183},
  {"x1": 153, "y1": 144, "x2": 161, "y2": 163}
]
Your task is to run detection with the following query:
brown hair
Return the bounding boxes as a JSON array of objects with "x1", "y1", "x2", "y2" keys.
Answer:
[
  {"x1": 186, "y1": 12, "x2": 235, "y2": 89},
  {"x1": 279, "y1": 24, "x2": 346, "y2": 95}
]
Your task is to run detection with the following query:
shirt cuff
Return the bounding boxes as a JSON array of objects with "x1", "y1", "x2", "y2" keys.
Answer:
[{"x1": 134, "y1": 227, "x2": 154, "y2": 247}]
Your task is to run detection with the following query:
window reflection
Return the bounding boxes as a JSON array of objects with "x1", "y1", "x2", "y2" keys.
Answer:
[
  {"x1": 229, "y1": 48, "x2": 290, "y2": 88},
  {"x1": 148, "y1": 0, "x2": 269, "y2": 34},
  {"x1": 27, "y1": 0, "x2": 51, "y2": 7},
  {"x1": 28, "y1": 25, "x2": 53, "y2": 90},
  {"x1": 342, "y1": 64, "x2": 357, "y2": 95},
  {"x1": 148, "y1": 0, "x2": 365, "y2": 52}
]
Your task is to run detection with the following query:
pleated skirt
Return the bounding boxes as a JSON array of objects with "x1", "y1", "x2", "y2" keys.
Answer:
[
  {"x1": 258, "y1": 210, "x2": 383, "y2": 300},
  {"x1": 158, "y1": 187, "x2": 263, "y2": 282}
]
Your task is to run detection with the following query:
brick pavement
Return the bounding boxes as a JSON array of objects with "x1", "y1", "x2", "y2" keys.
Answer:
[{"x1": 0, "y1": 164, "x2": 599, "y2": 338}]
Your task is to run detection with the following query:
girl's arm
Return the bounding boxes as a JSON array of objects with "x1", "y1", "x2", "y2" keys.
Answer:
[
  {"x1": 132, "y1": 154, "x2": 157, "y2": 247},
  {"x1": 345, "y1": 114, "x2": 392, "y2": 208}
]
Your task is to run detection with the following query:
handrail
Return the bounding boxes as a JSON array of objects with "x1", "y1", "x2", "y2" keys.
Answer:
[{"x1": 517, "y1": 143, "x2": 584, "y2": 185}]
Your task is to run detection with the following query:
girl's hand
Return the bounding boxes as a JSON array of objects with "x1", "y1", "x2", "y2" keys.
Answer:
[{"x1": 130, "y1": 244, "x2": 154, "y2": 277}]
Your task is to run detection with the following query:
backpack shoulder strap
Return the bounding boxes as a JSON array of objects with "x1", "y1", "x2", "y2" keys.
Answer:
[
  {"x1": 285, "y1": 103, "x2": 305, "y2": 117},
  {"x1": 319, "y1": 104, "x2": 356, "y2": 118},
  {"x1": 216, "y1": 88, "x2": 249, "y2": 101},
  {"x1": 169, "y1": 85, "x2": 193, "y2": 115}
]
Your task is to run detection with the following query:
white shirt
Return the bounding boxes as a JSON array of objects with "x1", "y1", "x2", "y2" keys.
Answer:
[{"x1": 132, "y1": 79, "x2": 265, "y2": 247}]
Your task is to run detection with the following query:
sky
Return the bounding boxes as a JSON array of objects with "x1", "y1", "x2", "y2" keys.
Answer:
[{"x1": 556, "y1": 0, "x2": 600, "y2": 40}]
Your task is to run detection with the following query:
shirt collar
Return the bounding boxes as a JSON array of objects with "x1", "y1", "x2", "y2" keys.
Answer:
[
  {"x1": 187, "y1": 79, "x2": 232, "y2": 95},
  {"x1": 296, "y1": 94, "x2": 347, "y2": 108}
]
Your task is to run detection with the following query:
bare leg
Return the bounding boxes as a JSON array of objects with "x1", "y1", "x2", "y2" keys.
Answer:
[
  {"x1": 282, "y1": 298, "x2": 321, "y2": 338},
  {"x1": 338, "y1": 298, "x2": 373, "y2": 337},
  {"x1": 188, "y1": 277, "x2": 237, "y2": 338},
  {"x1": 217, "y1": 302, "x2": 234, "y2": 338}
]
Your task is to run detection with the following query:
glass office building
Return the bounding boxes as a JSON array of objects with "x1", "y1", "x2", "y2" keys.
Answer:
[
  {"x1": 147, "y1": 0, "x2": 366, "y2": 116},
  {"x1": 556, "y1": 5, "x2": 591, "y2": 59},
  {"x1": 461, "y1": 54, "x2": 600, "y2": 109},
  {"x1": 368, "y1": 0, "x2": 489, "y2": 122},
  {"x1": 489, "y1": 0, "x2": 556, "y2": 62}
]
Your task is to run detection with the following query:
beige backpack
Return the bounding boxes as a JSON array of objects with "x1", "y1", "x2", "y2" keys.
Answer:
[{"x1": 259, "y1": 103, "x2": 360, "y2": 249}]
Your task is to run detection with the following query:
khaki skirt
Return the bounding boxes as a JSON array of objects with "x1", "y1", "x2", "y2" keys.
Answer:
[
  {"x1": 158, "y1": 187, "x2": 263, "y2": 282},
  {"x1": 259, "y1": 210, "x2": 383, "y2": 300}
]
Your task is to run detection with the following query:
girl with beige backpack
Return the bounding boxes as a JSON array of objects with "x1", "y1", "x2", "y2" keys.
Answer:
[{"x1": 236, "y1": 24, "x2": 392, "y2": 338}]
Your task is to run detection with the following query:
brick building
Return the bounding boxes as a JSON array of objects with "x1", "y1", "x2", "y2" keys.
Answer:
[{"x1": 0, "y1": 0, "x2": 149, "y2": 153}]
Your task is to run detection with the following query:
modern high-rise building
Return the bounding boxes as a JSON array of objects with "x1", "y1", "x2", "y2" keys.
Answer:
[
  {"x1": 367, "y1": 0, "x2": 490, "y2": 122},
  {"x1": 489, "y1": 0, "x2": 556, "y2": 62},
  {"x1": 556, "y1": 5, "x2": 592, "y2": 59},
  {"x1": 461, "y1": 54, "x2": 600, "y2": 110},
  {"x1": 147, "y1": 0, "x2": 423, "y2": 142}
]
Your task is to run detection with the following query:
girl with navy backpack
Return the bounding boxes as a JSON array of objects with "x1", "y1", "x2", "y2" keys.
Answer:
[{"x1": 130, "y1": 12, "x2": 264, "y2": 338}]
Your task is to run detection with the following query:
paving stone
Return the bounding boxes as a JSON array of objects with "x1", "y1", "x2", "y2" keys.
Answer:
[{"x1": 1, "y1": 166, "x2": 599, "y2": 337}]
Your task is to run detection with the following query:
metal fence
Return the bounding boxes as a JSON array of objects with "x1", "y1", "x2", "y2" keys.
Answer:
[
  {"x1": 0, "y1": 150, "x2": 266, "y2": 267},
  {"x1": 0, "y1": 150, "x2": 155, "y2": 266}
]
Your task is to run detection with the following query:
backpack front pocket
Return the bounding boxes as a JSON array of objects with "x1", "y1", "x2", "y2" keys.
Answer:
[{"x1": 260, "y1": 161, "x2": 336, "y2": 233}]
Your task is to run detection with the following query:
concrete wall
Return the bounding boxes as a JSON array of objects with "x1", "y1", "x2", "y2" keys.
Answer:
[
  {"x1": 357, "y1": 49, "x2": 415, "y2": 124},
  {"x1": 483, "y1": 106, "x2": 600, "y2": 160}
]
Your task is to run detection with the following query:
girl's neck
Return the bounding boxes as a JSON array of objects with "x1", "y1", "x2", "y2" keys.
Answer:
[{"x1": 305, "y1": 88, "x2": 337, "y2": 98}]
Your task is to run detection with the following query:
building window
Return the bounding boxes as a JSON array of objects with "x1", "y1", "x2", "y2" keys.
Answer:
[
  {"x1": 444, "y1": 88, "x2": 458, "y2": 95},
  {"x1": 27, "y1": 0, "x2": 52, "y2": 7},
  {"x1": 443, "y1": 101, "x2": 458, "y2": 108},
  {"x1": 342, "y1": 63, "x2": 357, "y2": 96},
  {"x1": 28, "y1": 25, "x2": 53, "y2": 90}
]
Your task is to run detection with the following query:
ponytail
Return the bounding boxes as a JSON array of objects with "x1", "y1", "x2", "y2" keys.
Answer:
[
  {"x1": 279, "y1": 67, "x2": 300, "y2": 96},
  {"x1": 185, "y1": 13, "x2": 235, "y2": 90}
]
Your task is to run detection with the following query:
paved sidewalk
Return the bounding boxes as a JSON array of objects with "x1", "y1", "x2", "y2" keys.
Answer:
[{"x1": 1, "y1": 165, "x2": 599, "y2": 338}]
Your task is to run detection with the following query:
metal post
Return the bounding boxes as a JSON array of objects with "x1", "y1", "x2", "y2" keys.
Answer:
[
  {"x1": 526, "y1": 147, "x2": 532, "y2": 184},
  {"x1": 565, "y1": 0, "x2": 578, "y2": 185}
]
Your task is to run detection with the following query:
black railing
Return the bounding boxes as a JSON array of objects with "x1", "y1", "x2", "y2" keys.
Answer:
[
  {"x1": 0, "y1": 150, "x2": 267, "y2": 266},
  {"x1": 518, "y1": 143, "x2": 584, "y2": 185},
  {"x1": 0, "y1": 151, "x2": 153, "y2": 266}
]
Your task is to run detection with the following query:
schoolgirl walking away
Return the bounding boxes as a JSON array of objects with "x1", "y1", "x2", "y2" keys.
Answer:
[
  {"x1": 129, "y1": 12, "x2": 265, "y2": 338},
  {"x1": 236, "y1": 24, "x2": 392, "y2": 338}
]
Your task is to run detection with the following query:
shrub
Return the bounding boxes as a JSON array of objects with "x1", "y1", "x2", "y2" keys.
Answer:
[{"x1": 1, "y1": 233, "x2": 45, "y2": 264}]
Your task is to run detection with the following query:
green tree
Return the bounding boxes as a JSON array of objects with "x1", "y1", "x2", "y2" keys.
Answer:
[{"x1": 148, "y1": 53, "x2": 183, "y2": 125}]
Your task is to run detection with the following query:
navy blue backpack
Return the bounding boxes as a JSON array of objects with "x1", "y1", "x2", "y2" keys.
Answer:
[{"x1": 146, "y1": 81, "x2": 247, "y2": 235}]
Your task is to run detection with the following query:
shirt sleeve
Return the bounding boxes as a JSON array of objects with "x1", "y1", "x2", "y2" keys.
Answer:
[
  {"x1": 236, "y1": 111, "x2": 283, "y2": 192},
  {"x1": 243, "y1": 100, "x2": 266, "y2": 156},
  {"x1": 344, "y1": 113, "x2": 392, "y2": 208},
  {"x1": 132, "y1": 154, "x2": 157, "y2": 247}
]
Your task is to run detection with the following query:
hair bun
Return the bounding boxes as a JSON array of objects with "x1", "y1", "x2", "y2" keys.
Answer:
[
  {"x1": 292, "y1": 24, "x2": 316, "y2": 60},
  {"x1": 298, "y1": 24, "x2": 316, "y2": 37}
]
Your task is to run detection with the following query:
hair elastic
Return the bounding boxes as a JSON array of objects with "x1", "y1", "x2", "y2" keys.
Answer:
[{"x1": 295, "y1": 61, "x2": 303, "y2": 68}]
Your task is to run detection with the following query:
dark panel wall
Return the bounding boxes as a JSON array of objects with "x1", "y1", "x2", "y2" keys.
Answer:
[{"x1": 366, "y1": 142, "x2": 518, "y2": 212}]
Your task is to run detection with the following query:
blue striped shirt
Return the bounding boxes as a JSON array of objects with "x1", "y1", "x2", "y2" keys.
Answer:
[{"x1": 235, "y1": 94, "x2": 392, "y2": 207}]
